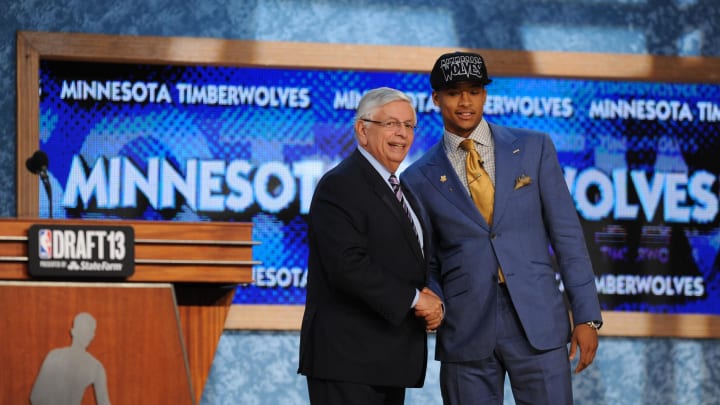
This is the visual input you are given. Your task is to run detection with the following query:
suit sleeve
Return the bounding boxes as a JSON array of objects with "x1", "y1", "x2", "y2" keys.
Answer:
[{"x1": 537, "y1": 132, "x2": 602, "y2": 324}]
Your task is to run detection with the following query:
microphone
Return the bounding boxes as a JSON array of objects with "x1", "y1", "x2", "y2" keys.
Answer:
[
  {"x1": 26, "y1": 150, "x2": 49, "y2": 179},
  {"x1": 25, "y1": 150, "x2": 53, "y2": 218}
]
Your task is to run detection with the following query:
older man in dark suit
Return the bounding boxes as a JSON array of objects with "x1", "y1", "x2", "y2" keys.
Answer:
[{"x1": 298, "y1": 87, "x2": 443, "y2": 405}]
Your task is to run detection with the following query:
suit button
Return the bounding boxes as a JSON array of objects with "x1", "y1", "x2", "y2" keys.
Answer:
[{"x1": 490, "y1": 233, "x2": 497, "y2": 239}]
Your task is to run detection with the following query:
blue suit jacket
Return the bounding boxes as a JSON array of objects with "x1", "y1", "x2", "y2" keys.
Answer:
[{"x1": 402, "y1": 123, "x2": 602, "y2": 362}]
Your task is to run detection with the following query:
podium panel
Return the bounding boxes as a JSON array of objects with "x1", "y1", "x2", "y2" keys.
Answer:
[
  {"x1": 0, "y1": 218, "x2": 257, "y2": 404},
  {"x1": 0, "y1": 281, "x2": 193, "y2": 404}
]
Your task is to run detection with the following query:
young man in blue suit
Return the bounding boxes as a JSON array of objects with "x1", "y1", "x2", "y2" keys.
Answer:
[
  {"x1": 299, "y1": 87, "x2": 443, "y2": 405},
  {"x1": 402, "y1": 52, "x2": 603, "y2": 405}
]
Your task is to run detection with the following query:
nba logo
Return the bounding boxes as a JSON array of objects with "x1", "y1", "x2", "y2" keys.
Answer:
[{"x1": 38, "y1": 229, "x2": 52, "y2": 259}]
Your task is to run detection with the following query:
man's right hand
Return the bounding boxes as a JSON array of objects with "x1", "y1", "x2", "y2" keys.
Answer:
[{"x1": 414, "y1": 287, "x2": 443, "y2": 331}]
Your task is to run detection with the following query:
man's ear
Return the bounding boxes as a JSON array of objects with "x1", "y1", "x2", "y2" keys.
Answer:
[{"x1": 355, "y1": 120, "x2": 368, "y2": 146}]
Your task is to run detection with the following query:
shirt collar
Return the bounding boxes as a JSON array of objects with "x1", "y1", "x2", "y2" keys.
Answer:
[{"x1": 443, "y1": 118, "x2": 492, "y2": 151}]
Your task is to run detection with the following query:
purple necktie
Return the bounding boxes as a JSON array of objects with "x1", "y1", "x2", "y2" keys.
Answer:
[{"x1": 389, "y1": 174, "x2": 419, "y2": 242}]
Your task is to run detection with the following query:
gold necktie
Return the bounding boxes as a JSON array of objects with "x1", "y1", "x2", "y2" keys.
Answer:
[
  {"x1": 460, "y1": 139, "x2": 505, "y2": 283},
  {"x1": 460, "y1": 139, "x2": 494, "y2": 225}
]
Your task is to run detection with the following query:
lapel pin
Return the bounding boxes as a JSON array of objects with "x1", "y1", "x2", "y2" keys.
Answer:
[{"x1": 440, "y1": 175, "x2": 447, "y2": 183}]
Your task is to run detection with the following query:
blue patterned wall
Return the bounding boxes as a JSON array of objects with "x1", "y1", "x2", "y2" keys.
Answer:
[{"x1": 2, "y1": 1, "x2": 719, "y2": 404}]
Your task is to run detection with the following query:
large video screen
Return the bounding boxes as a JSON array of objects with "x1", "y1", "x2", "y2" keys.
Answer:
[{"x1": 36, "y1": 59, "x2": 720, "y2": 315}]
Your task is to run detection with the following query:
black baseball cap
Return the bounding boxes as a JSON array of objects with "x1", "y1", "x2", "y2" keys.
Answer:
[{"x1": 430, "y1": 51, "x2": 492, "y2": 90}]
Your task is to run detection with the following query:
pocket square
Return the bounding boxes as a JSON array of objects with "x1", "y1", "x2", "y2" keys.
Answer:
[{"x1": 514, "y1": 174, "x2": 532, "y2": 190}]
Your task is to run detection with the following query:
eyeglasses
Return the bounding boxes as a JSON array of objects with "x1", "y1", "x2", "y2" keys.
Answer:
[{"x1": 360, "y1": 119, "x2": 417, "y2": 131}]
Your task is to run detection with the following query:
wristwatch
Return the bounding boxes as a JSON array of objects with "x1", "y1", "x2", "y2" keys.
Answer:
[{"x1": 585, "y1": 320, "x2": 603, "y2": 330}]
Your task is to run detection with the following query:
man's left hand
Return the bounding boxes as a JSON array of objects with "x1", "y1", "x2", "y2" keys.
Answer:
[{"x1": 569, "y1": 323, "x2": 599, "y2": 373}]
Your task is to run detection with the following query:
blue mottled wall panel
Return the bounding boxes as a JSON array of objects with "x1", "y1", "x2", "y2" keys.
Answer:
[{"x1": 2, "y1": 1, "x2": 719, "y2": 404}]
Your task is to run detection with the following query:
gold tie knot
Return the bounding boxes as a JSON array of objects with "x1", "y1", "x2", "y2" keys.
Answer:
[{"x1": 459, "y1": 139, "x2": 474, "y2": 153}]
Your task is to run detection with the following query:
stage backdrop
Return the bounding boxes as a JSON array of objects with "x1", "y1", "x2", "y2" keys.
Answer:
[{"x1": 17, "y1": 31, "x2": 720, "y2": 336}]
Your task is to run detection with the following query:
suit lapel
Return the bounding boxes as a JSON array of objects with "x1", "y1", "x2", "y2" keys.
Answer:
[
  {"x1": 401, "y1": 185, "x2": 430, "y2": 261},
  {"x1": 354, "y1": 151, "x2": 425, "y2": 263},
  {"x1": 418, "y1": 143, "x2": 487, "y2": 229}
]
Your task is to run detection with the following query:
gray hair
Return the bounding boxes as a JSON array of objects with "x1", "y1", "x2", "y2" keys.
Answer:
[{"x1": 354, "y1": 87, "x2": 416, "y2": 123}]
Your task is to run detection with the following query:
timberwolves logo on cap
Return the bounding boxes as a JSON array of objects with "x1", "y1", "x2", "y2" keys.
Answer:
[{"x1": 430, "y1": 51, "x2": 492, "y2": 90}]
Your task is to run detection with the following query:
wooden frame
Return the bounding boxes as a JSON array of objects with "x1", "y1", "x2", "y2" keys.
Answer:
[{"x1": 16, "y1": 30, "x2": 720, "y2": 337}]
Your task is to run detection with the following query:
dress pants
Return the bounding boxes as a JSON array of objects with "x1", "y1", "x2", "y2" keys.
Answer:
[
  {"x1": 440, "y1": 283, "x2": 573, "y2": 405},
  {"x1": 306, "y1": 376, "x2": 406, "y2": 405}
]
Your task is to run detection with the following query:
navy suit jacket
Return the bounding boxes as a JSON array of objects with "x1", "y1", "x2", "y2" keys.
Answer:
[
  {"x1": 402, "y1": 123, "x2": 602, "y2": 362},
  {"x1": 298, "y1": 149, "x2": 428, "y2": 387}
]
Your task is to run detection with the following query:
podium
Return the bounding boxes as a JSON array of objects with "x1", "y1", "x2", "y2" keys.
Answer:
[{"x1": 0, "y1": 218, "x2": 256, "y2": 405}]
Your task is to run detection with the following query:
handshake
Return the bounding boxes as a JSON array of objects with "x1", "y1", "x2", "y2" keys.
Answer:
[{"x1": 414, "y1": 287, "x2": 444, "y2": 331}]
